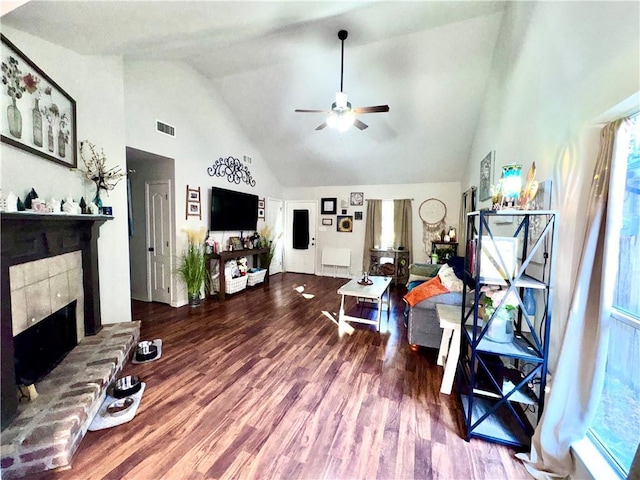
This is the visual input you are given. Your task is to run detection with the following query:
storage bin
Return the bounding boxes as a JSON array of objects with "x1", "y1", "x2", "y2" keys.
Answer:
[
  {"x1": 247, "y1": 268, "x2": 267, "y2": 286},
  {"x1": 213, "y1": 275, "x2": 248, "y2": 295}
]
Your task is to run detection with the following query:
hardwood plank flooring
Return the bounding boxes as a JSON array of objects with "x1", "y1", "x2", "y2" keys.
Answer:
[{"x1": 34, "y1": 273, "x2": 530, "y2": 480}]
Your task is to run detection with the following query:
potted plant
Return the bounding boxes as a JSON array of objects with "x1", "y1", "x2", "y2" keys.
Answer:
[
  {"x1": 257, "y1": 224, "x2": 282, "y2": 272},
  {"x1": 176, "y1": 226, "x2": 208, "y2": 307},
  {"x1": 479, "y1": 285, "x2": 519, "y2": 343}
]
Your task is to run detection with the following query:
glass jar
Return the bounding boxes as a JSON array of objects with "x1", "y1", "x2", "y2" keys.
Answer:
[{"x1": 486, "y1": 307, "x2": 515, "y2": 343}]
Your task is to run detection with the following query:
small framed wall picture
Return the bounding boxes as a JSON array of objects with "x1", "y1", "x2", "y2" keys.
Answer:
[
  {"x1": 479, "y1": 151, "x2": 495, "y2": 201},
  {"x1": 186, "y1": 186, "x2": 201, "y2": 219},
  {"x1": 188, "y1": 202, "x2": 200, "y2": 216},
  {"x1": 350, "y1": 192, "x2": 364, "y2": 206},
  {"x1": 322, "y1": 218, "x2": 333, "y2": 226},
  {"x1": 354, "y1": 211, "x2": 363, "y2": 220},
  {"x1": 258, "y1": 208, "x2": 265, "y2": 219},
  {"x1": 321, "y1": 197, "x2": 337, "y2": 215},
  {"x1": 188, "y1": 189, "x2": 200, "y2": 202},
  {"x1": 258, "y1": 198, "x2": 265, "y2": 209},
  {"x1": 337, "y1": 215, "x2": 353, "y2": 233}
]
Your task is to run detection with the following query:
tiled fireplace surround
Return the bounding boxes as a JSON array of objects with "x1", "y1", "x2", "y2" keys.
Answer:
[{"x1": 0, "y1": 214, "x2": 140, "y2": 478}]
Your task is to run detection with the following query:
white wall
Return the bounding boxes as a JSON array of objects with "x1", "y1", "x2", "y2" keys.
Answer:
[
  {"x1": 284, "y1": 182, "x2": 461, "y2": 276},
  {"x1": 0, "y1": 26, "x2": 131, "y2": 325},
  {"x1": 123, "y1": 60, "x2": 284, "y2": 305},
  {"x1": 463, "y1": 1, "x2": 640, "y2": 369}
]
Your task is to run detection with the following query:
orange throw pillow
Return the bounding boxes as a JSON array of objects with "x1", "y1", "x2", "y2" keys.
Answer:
[{"x1": 403, "y1": 275, "x2": 450, "y2": 307}]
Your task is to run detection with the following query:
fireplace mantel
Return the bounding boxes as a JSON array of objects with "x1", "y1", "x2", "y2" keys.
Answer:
[{"x1": 1, "y1": 212, "x2": 112, "y2": 429}]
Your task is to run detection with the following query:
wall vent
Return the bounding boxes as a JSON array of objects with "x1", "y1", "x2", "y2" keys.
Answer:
[
  {"x1": 156, "y1": 120, "x2": 176, "y2": 137},
  {"x1": 243, "y1": 155, "x2": 252, "y2": 164}
]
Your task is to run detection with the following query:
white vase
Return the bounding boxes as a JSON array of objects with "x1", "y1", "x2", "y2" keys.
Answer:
[
  {"x1": 5, "y1": 191, "x2": 18, "y2": 212},
  {"x1": 486, "y1": 308, "x2": 514, "y2": 343}
]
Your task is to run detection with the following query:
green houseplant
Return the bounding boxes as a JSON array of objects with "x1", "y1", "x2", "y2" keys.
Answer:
[
  {"x1": 176, "y1": 226, "x2": 208, "y2": 307},
  {"x1": 257, "y1": 224, "x2": 282, "y2": 270}
]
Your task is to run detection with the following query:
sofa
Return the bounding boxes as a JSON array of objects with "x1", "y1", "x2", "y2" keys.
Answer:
[{"x1": 404, "y1": 259, "x2": 466, "y2": 350}]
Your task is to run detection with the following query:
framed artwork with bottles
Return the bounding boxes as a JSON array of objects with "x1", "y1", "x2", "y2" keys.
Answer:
[{"x1": 1, "y1": 34, "x2": 77, "y2": 168}]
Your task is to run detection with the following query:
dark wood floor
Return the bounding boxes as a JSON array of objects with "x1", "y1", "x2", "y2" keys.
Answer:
[{"x1": 37, "y1": 273, "x2": 530, "y2": 480}]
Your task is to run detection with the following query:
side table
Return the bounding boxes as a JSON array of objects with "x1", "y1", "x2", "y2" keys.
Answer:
[
  {"x1": 207, "y1": 247, "x2": 269, "y2": 300},
  {"x1": 435, "y1": 303, "x2": 462, "y2": 395}
]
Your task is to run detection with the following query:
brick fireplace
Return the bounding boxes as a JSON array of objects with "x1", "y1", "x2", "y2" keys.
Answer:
[
  {"x1": 0, "y1": 212, "x2": 140, "y2": 477},
  {"x1": 1, "y1": 212, "x2": 111, "y2": 427}
]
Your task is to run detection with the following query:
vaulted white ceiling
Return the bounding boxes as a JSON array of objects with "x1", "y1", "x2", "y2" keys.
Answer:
[{"x1": 3, "y1": 1, "x2": 506, "y2": 187}]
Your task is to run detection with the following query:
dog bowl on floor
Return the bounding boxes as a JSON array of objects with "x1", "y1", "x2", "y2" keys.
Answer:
[
  {"x1": 106, "y1": 397, "x2": 134, "y2": 417},
  {"x1": 113, "y1": 375, "x2": 141, "y2": 398},
  {"x1": 135, "y1": 341, "x2": 158, "y2": 361}
]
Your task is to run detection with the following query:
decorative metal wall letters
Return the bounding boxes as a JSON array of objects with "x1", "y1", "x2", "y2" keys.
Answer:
[{"x1": 207, "y1": 156, "x2": 255, "y2": 187}]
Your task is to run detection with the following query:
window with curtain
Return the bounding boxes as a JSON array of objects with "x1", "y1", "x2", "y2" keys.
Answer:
[
  {"x1": 379, "y1": 200, "x2": 394, "y2": 249},
  {"x1": 589, "y1": 112, "x2": 640, "y2": 476}
]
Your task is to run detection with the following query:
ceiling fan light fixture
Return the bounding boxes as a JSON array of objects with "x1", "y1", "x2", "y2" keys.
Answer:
[
  {"x1": 326, "y1": 110, "x2": 354, "y2": 132},
  {"x1": 338, "y1": 111, "x2": 355, "y2": 132},
  {"x1": 326, "y1": 112, "x2": 338, "y2": 129}
]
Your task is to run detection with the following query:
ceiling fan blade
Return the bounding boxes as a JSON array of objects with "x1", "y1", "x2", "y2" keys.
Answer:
[
  {"x1": 315, "y1": 122, "x2": 328, "y2": 130},
  {"x1": 295, "y1": 109, "x2": 330, "y2": 113},
  {"x1": 354, "y1": 119, "x2": 368, "y2": 130},
  {"x1": 352, "y1": 105, "x2": 390, "y2": 114}
]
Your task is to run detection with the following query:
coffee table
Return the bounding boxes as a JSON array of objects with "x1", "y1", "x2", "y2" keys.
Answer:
[{"x1": 337, "y1": 276, "x2": 392, "y2": 331}]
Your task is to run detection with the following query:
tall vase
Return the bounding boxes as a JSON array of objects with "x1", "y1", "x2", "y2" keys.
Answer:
[
  {"x1": 47, "y1": 125, "x2": 54, "y2": 152},
  {"x1": 58, "y1": 129, "x2": 66, "y2": 157},
  {"x1": 93, "y1": 188, "x2": 103, "y2": 213},
  {"x1": 7, "y1": 99, "x2": 22, "y2": 139},
  {"x1": 32, "y1": 98, "x2": 43, "y2": 147}
]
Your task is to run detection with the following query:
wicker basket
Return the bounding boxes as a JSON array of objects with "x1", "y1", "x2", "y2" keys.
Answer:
[
  {"x1": 213, "y1": 275, "x2": 248, "y2": 294},
  {"x1": 247, "y1": 268, "x2": 267, "y2": 286}
]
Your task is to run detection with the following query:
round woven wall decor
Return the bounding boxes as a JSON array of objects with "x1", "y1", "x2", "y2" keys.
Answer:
[{"x1": 419, "y1": 198, "x2": 447, "y2": 250}]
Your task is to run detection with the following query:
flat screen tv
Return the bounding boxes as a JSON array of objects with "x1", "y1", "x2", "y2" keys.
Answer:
[{"x1": 210, "y1": 187, "x2": 258, "y2": 232}]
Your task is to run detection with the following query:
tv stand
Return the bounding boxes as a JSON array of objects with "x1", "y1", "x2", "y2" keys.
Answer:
[{"x1": 207, "y1": 247, "x2": 269, "y2": 300}]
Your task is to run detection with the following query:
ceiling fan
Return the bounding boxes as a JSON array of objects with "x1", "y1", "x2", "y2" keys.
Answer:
[{"x1": 295, "y1": 30, "x2": 389, "y2": 132}]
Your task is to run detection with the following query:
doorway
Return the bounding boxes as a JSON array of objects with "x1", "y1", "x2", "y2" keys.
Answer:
[
  {"x1": 284, "y1": 201, "x2": 317, "y2": 274},
  {"x1": 127, "y1": 147, "x2": 175, "y2": 305}
]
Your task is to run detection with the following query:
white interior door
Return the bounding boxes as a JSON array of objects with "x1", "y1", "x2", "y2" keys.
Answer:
[
  {"x1": 267, "y1": 198, "x2": 284, "y2": 274},
  {"x1": 146, "y1": 181, "x2": 172, "y2": 304},
  {"x1": 284, "y1": 201, "x2": 316, "y2": 274}
]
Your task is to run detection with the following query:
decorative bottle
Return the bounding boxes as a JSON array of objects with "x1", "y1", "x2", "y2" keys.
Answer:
[
  {"x1": 7, "y1": 99, "x2": 22, "y2": 139},
  {"x1": 32, "y1": 99, "x2": 43, "y2": 147},
  {"x1": 523, "y1": 288, "x2": 536, "y2": 317},
  {"x1": 47, "y1": 125, "x2": 54, "y2": 152},
  {"x1": 58, "y1": 129, "x2": 66, "y2": 157}
]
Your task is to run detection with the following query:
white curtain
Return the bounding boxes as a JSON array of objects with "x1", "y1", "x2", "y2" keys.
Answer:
[{"x1": 517, "y1": 118, "x2": 631, "y2": 478}]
